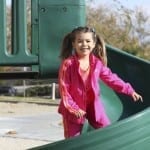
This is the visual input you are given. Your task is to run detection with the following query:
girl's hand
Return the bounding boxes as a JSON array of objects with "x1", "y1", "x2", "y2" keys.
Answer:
[
  {"x1": 75, "y1": 109, "x2": 86, "y2": 118},
  {"x1": 132, "y1": 92, "x2": 143, "y2": 102}
]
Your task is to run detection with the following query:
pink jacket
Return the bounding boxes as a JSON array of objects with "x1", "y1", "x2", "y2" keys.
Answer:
[{"x1": 58, "y1": 54, "x2": 135, "y2": 123}]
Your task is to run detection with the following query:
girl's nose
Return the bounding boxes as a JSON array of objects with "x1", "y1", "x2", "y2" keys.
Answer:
[{"x1": 82, "y1": 41, "x2": 87, "y2": 46}]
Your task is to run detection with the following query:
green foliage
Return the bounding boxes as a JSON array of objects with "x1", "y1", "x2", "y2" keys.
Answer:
[
  {"x1": 25, "y1": 84, "x2": 60, "y2": 98},
  {"x1": 25, "y1": 86, "x2": 51, "y2": 97},
  {"x1": 86, "y1": 2, "x2": 150, "y2": 61}
]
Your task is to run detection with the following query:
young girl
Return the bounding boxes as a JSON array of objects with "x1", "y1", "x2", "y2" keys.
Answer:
[{"x1": 58, "y1": 26, "x2": 143, "y2": 138}]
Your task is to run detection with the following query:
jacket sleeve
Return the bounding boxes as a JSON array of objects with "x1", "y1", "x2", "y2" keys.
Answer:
[
  {"x1": 59, "y1": 60, "x2": 80, "y2": 114},
  {"x1": 99, "y1": 64, "x2": 135, "y2": 96}
]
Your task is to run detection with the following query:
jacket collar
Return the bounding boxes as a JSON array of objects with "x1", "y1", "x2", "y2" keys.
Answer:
[{"x1": 73, "y1": 53, "x2": 97, "y2": 67}]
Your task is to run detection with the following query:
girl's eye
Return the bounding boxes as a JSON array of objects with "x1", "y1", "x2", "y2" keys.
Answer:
[
  {"x1": 77, "y1": 40, "x2": 90, "y2": 43},
  {"x1": 77, "y1": 40, "x2": 83, "y2": 43}
]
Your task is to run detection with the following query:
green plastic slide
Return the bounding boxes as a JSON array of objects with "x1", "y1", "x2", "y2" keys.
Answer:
[{"x1": 30, "y1": 45, "x2": 150, "y2": 150}]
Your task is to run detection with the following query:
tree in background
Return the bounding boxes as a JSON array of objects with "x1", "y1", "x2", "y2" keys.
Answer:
[{"x1": 86, "y1": 0, "x2": 150, "y2": 61}]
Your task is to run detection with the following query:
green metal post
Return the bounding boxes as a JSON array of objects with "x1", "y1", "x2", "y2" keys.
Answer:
[
  {"x1": 0, "y1": 0, "x2": 7, "y2": 56},
  {"x1": 0, "y1": 0, "x2": 38, "y2": 66}
]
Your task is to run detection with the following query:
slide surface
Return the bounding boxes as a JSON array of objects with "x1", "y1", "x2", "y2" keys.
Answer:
[{"x1": 30, "y1": 46, "x2": 150, "y2": 150}]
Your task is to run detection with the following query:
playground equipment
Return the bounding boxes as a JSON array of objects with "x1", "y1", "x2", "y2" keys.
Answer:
[
  {"x1": 0, "y1": 0, "x2": 150, "y2": 149},
  {"x1": 0, "y1": 0, "x2": 85, "y2": 79},
  {"x1": 30, "y1": 46, "x2": 150, "y2": 150}
]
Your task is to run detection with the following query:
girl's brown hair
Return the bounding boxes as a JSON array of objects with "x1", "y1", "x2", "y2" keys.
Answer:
[{"x1": 60, "y1": 26, "x2": 107, "y2": 65}]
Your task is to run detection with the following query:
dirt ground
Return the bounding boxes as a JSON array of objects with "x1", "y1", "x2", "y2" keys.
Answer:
[
  {"x1": 0, "y1": 101, "x2": 59, "y2": 150},
  {"x1": 0, "y1": 102, "x2": 57, "y2": 117}
]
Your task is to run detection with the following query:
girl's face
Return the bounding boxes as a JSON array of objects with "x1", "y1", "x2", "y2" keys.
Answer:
[{"x1": 72, "y1": 32, "x2": 95, "y2": 58}]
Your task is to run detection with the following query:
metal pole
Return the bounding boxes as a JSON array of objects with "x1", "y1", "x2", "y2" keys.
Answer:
[{"x1": 52, "y1": 83, "x2": 56, "y2": 100}]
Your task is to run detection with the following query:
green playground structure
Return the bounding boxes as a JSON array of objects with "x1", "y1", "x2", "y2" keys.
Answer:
[
  {"x1": 0, "y1": 0, "x2": 150, "y2": 149},
  {"x1": 30, "y1": 45, "x2": 150, "y2": 150}
]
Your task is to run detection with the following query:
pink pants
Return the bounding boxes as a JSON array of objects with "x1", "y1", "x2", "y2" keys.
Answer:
[{"x1": 62, "y1": 105, "x2": 110, "y2": 138}]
